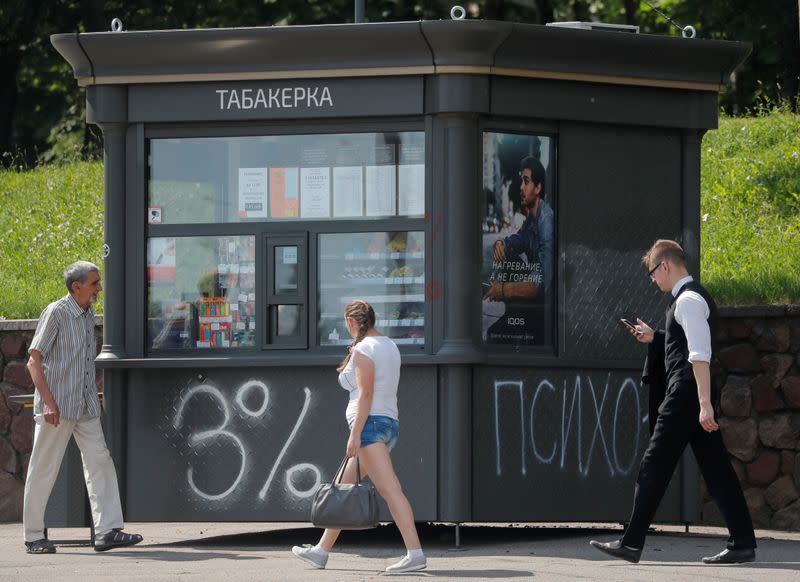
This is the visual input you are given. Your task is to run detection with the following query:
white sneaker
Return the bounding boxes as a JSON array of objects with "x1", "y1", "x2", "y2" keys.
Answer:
[
  {"x1": 291, "y1": 544, "x2": 328, "y2": 569},
  {"x1": 385, "y1": 553, "x2": 427, "y2": 574}
]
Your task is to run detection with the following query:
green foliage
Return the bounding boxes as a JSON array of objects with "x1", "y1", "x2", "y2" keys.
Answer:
[
  {"x1": 701, "y1": 108, "x2": 800, "y2": 304},
  {"x1": 0, "y1": 161, "x2": 104, "y2": 318}
]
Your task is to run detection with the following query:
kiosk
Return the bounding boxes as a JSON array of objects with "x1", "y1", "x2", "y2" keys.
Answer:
[{"x1": 52, "y1": 19, "x2": 750, "y2": 524}]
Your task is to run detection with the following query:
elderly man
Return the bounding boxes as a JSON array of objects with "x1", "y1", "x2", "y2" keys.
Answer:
[{"x1": 23, "y1": 261, "x2": 142, "y2": 554}]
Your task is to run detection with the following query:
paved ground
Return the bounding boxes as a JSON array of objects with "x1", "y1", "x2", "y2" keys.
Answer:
[{"x1": 0, "y1": 521, "x2": 798, "y2": 581}]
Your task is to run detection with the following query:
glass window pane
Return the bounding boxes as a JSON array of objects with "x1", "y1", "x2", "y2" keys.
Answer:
[
  {"x1": 147, "y1": 236, "x2": 256, "y2": 350},
  {"x1": 318, "y1": 232, "x2": 424, "y2": 346},
  {"x1": 274, "y1": 246, "x2": 298, "y2": 293},
  {"x1": 148, "y1": 132, "x2": 424, "y2": 224},
  {"x1": 276, "y1": 305, "x2": 300, "y2": 337}
]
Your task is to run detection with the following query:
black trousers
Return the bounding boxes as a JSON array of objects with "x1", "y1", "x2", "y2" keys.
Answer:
[{"x1": 620, "y1": 382, "x2": 756, "y2": 550}]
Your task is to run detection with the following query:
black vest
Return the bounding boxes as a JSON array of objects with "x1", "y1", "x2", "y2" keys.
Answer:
[{"x1": 664, "y1": 280, "x2": 718, "y2": 391}]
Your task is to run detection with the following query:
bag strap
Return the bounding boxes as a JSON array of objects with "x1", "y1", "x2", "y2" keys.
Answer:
[{"x1": 333, "y1": 455, "x2": 362, "y2": 485}]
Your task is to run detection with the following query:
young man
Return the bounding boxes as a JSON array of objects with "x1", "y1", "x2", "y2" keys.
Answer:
[
  {"x1": 590, "y1": 240, "x2": 756, "y2": 564},
  {"x1": 24, "y1": 261, "x2": 143, "y2": 554}
]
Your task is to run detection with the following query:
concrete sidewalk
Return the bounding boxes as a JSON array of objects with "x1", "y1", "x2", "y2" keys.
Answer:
[{"x1": 0, "y1": 521, "x2": 798, "y2": 581}]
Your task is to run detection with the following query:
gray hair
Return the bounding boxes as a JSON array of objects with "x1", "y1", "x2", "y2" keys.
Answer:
[{"x1": 64, "y1": 261, "x2": 100, "y2": 293}]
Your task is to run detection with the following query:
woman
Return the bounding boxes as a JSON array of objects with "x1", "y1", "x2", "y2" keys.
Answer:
[{"x1": 292, "y1": 300, "x2": 426, "y2": 574}]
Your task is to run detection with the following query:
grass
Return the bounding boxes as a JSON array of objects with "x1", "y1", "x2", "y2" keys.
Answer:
[
  {"x1": 1, "y1": 109, "x2": 799, "y2": 318},
  {"x1": 701, "y1": 109, "x2": 800, "y2": 304},
  {"x1": 0, "y1": 161, "x2": 104, "y2": 319}
]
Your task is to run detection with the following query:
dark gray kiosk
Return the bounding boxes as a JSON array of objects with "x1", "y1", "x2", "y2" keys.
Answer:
[{"x1": 51, "y1": 19, "x2": 749, "y2": 527}]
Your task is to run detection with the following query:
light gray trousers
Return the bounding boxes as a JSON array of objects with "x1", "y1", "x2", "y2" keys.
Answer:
[{"x1": 23, "y1": 415, "x2": 123, "y2": 542}]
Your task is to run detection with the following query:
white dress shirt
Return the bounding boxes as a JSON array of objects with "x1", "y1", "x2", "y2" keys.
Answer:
[{"x1": 671, "y1": 275, "x2": 712, "y2": 363}]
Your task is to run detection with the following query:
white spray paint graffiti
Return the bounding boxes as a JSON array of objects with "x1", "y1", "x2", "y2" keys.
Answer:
[
  {"x1": 173, "y1": 384, "x2": 247, "y2": 501},
  {"x1": 494, "y1": 374, "x2": 647, "y2": 478},
  {"x1": 172, "y1": 381, "x2": 321, "y2": 503}
]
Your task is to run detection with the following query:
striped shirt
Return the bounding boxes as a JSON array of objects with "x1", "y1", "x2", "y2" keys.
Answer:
[{"x1": 28, "y1": 294, "x2": 101, "y2": 420}]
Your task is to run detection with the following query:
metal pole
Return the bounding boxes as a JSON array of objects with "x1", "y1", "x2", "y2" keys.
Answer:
[{"x1": 355, "y1": 0, "x2": 365, "y2": 23}]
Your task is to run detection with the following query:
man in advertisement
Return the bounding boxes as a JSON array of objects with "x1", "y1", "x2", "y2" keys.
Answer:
[{"x1": 483, "y1": 153, "x2": 554, "y2": 345}]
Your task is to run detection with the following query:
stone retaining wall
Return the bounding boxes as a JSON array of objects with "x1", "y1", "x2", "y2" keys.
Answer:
[
  {"x1": 706, "y1": 305, "x2": 800, "y2": 531},
  {"x1": 1, "y1": 308, "x2": 798, "y2": 529},
  {"x1": 0, "y1": 318, "x2": 103, "y2": 522}
]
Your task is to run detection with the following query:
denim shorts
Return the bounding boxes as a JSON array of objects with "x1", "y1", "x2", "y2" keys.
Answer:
[{"x1": 349, "y1": 415, "x2": 400, "y2": 451}]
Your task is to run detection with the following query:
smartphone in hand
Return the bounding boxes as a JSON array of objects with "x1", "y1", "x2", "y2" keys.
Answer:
[{"x1": 620, "y1": 318, "x2": 637, "y2": 332}]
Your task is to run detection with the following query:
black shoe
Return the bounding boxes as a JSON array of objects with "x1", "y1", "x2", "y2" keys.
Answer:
[
  {"x1": 94, "y1": 528, "x2": 143, "y2": 552},
  {"x1": 701, "y1": 548, "x2": 755, "y2": 564},
  {"x1": 589, "y1": 539, "x2": 642, "y2": 563},
  {"x1": 25, "y1": 539, "x2": 56, "y2": 554}
]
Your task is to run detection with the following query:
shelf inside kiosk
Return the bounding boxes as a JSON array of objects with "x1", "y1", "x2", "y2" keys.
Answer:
[{"x1": 318, "y1": 231, "x2": 425, "y2": 347}]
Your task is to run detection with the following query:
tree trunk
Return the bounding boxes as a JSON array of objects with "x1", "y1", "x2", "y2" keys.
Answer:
[
  {"x1": 0, "y1": 47, "x2": 21, "y2": 156},
  {"x1": 624, "y1": 0, "x2": 638, "y2": 25}
]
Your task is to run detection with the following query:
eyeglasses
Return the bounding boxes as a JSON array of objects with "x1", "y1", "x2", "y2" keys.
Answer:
[{"x1": 648, "y1": 262, "x2": 663, "y2": 281}]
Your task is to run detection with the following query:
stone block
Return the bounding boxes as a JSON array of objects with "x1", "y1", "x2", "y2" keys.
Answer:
[
  {"x1": 758, "y1": 414, "x2": 800, "y2": 450},
  {"x1": 751, "y1": 375, "x2": 784, "y2": 412},
  {"x1": 2, "y1": 361, "x2": 33, "y2": 390},
  {"x1": 727, "y1": 318, "x2": 755, "y2": 340},
  {"x1": 720, "y1": 417, "x2": 759, "y2": 462},
  {"x1": 0, "y1": 435, "x2": 17, "y2": 474},
  {"x1": 756, "y1": 323, "x2": 791, "y2": 352},
  {"x1": 0, "y1": 383, "x2": 29, "y2": 415},
  {"x1": 21, "y1": 453, "x2": 30, "y2": 481},
  {"x1": 781, "y1": 376, "x2": 800, "y2": 410},
  {"x1": 791, "y1": 321, "x2": 800, "y2": 352},
  {"x1": 9, "y1": 413, "x2": 32, "y2": 456},
  {"x1": 765, "y1": 475, "x2": 799, "y2": 511},
  {"x1": 731, "y1": 458, "x2": 746, "y2": 483},
  {"x1": 744, "y1": 488, "x2": 772, "y2": 529},
  {"x1": 720, "y1": 375, "x2": 752, "y2": 417},
  {"x1": 795, "y1": 453, "x2": 800, "y2": 491},
  {"x1": 0, "y1": 472, "x2": 23, "y2": 522},
  {"x1": 718, "y1": 344, "x2": 760, "y2": 373},
  {"x1": 746, "y1": 450, "x2": 781, "y2": 486},
  {"x1": 760, "y1": 354, "x2": 794, "y2": 387},
  {"x1": 0, "y1": 335, "x2": 27, "y2": 359},
  {"x1": 771, "y1": 499, "x2": 800, "y2": 531},
  {"x1": 0, "y1": 393, "x2": 10, "y2": 434},
  {"x1": 781, "y1": 450, "x2": 795, "y2": 475}
]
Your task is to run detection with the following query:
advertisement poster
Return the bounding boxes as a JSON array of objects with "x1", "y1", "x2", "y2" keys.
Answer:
[
  {"x1": 398, "y1": 143, "x2": 425, "y2": 216},
  {"x1": 300, "y1": 167, "x2": 331, "y2": 218},
  {"x1": 366, "y1": 145, "x2": 397, "y2": 217},
  {"x1": 238, "y1": 168, "x2": 268, "y2": 218},
  {"x1": 269, "y1": 167, "x2": 299, "y2": 218},
  {"x1": 481, "y1": 132, "x2": 556, "y2": 346},
  {"x1": 333, "y1": 166, "x2": 364, "y2": 217}
]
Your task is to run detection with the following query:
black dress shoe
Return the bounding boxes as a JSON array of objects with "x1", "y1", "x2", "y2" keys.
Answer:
[
  {"x1": 701, "y1": 548, "x2": 755, "y2": 564},
  {"x1": 589, "y1": 539, "x2": 642, "y2": 563}
]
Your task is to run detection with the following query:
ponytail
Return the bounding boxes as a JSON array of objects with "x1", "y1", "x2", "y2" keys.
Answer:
[{"x1": 337, "y1": 300, "x2": 376, "y2": 373}]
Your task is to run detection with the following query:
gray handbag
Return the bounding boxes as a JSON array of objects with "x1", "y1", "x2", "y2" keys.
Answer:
[{"x1": 311, "y1": 456, "x2": 379, "y2": 530}]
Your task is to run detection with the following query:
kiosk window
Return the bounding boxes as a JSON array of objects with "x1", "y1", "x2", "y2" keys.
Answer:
[
  {"x1": 147, "y1": 235, "x2": 256, "y2": 350},
  {"x1": 148, "y1": 132, "x2": 424, "y2": 224},
  {"x1": 318, "y1": 232, "x2": 424, "y2": 347}
]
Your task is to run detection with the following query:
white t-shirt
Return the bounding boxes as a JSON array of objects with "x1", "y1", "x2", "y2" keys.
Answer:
[{"x1": 338, "y1": 335, "x2": 401, "y2": 424}]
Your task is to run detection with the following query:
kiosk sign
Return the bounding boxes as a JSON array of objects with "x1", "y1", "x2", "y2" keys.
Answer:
[{"x1": 216, "y1": 86, "x2": 334, "y2": 111}]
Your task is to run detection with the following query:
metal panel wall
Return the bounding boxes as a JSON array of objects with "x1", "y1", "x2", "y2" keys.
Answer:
[
  {"x1": 473, "y1": 366, "x2": 682, "y2": 522},
  {"x1": 558, "y1": 122, "x2": 682, "y2": 361},
  {"x1": 124, "y1": 365, "x2": 436, "y2": 521}
]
